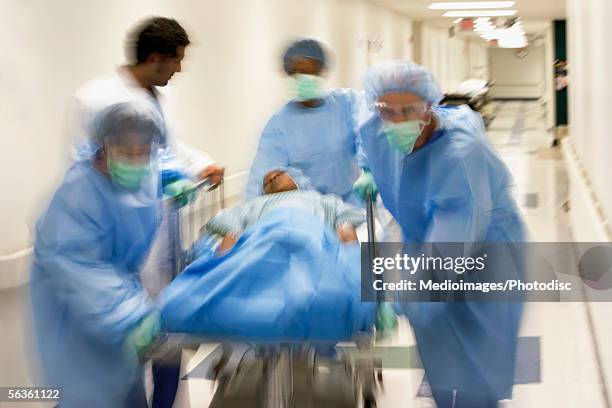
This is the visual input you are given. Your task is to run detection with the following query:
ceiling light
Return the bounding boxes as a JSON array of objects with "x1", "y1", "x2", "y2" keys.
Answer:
[
  {"x1": 429, "y1": 2, "x2": 515, "y2": 10},
  {"x1": 478, "y1": 25, "x2": 526, "y2": 48},
  {"x1": 443, "y1": 10, "x2": 518, "y2": 17},
  {"x1": 498, "y1": 36, "x2": 527, "y2": 48}
]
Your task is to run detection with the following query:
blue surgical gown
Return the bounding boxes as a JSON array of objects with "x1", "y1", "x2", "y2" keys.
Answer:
[
  {"x1": 30, "y1": 160, "x2": 161, "y2": 407},
  {"x1": 246, "y1": 89, "x2": 362, "y2": 202},
  {"x1": 358, "y1": 105, "x2": 525, "y2": 404}
]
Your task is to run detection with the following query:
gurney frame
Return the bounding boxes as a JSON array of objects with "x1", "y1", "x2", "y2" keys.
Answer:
[{"x1": 151, "y1": 185, "x2": 384, "y2": 408}]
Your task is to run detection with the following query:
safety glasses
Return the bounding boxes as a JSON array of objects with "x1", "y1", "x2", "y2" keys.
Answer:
[
  {"x1": 106, "y1": 146, "x2": 154, "y2": 166},
  {"x1": 373, "y1": 102, "x2": 428, "y2": 121}
]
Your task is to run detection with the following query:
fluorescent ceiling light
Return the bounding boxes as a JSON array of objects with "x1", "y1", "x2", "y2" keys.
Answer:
[
  {"x1": 430, "y1": 2, "x2": 515, "y2": 10},
  {"x1": 443, "y1": 10, "x2": 517, "y2": 17},
  {"x1": 478, "y1": 25, "x2": 526, "y2": 47},
  {"x1": 479, "y1": 26, "x2": 524, "y2": 35},
  {"x1": 499, "y1": 36, "x2": 527, "y2": 48}
]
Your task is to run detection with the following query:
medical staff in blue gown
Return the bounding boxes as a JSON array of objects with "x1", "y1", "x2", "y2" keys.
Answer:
[
  {"x1": 245, "y1": 38, "x2": 362, "y2": 203},
  {"x1": 354, "y1": 61, "x2": 525, "y2": 407},
  {"x1": 30, "y1": 102, "x2": 165, "y2": 408}
]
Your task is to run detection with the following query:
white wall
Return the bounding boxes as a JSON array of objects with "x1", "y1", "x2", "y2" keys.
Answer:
[
  {"x1": 467, "y1": 39, "x2": 490, "y2": 80},
  {"x1": 0, "y1": 0, "x2": 165, "y2": 256},
  {"x1": 0, "y1": 0, "x2": 413, "y2": 257},
  {"x1": 416, "y1": 24, "x2": 489, "y2": 94},
  {"x1": 489, "y1": 45, "x2": 546, "y2": 99},
  {"x1": 567, "y1": 0, "x2": 612, "y2": 227},
  {"x1": 566, "y1": 1, "x2": 612, "y2": 388}
]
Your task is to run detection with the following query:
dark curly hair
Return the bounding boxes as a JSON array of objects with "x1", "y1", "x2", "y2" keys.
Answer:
[{"x1": 125, "y1": 17, "x2": 190, "y2": 64}]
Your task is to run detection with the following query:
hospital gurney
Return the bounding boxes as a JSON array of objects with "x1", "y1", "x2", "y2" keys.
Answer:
[
  {"x1": 147, "y1": 185, "x2": 384, "y2": 408},
  {"x1": 441, "y1": 79, "x2": 496, "y2": 127}
]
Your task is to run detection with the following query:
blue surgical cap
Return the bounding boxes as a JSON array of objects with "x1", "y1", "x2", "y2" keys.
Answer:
[
  {"x1": 283, "y1": 38, "x2": 327, "y2": 75},
  {"x1": 92, "y1": 101, "x2": 164, "y2": 148},
  {"x1": 362, "y1": 60, "x2": 444, "y2": 108}
]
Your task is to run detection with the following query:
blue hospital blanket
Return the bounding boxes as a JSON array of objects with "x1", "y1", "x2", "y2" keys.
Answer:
[{"x1": 159, "y1": 207, "x2": 375, "y2": 341}]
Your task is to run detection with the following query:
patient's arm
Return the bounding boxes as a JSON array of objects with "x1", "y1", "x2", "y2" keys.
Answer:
[
  {"x1": 320, "y1": 194, "x2": 366, "y2": 240},
  {"x1": 219, "y1": 233, "x2": 239, "y2": 252},
  {"x1": 336, "y1": 225, "x2": 358, "y2": 242},
  {"x1": 206, "y1": 206, "x2": 246, "y2": 238}
]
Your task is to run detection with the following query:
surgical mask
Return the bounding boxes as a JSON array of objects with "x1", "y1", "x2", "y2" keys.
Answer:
[
  {"x1": 383, "y1": 120, "x2": 426, "y2": 154},
  {"x1": 107, "y1": 157, "x2": 151, "y2": 190},
  {"x1": 293, "y1": 74, "x2": 324, "y2": 101}
]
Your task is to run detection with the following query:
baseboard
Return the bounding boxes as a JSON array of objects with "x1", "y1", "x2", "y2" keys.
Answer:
[{"x1": 561, "y1": 138, "x2": 611, "y2": 242}]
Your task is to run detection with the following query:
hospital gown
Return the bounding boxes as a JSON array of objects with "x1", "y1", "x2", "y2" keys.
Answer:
[
  {"x1": 207, "y1": 190, "x2": 365, "y2": 238},
  {"x1": 358, "y1": 105, "x2": 525, "y2": 404},
  {"x1": 245, "y1": 89, "x2": 363, "y2": 202}
]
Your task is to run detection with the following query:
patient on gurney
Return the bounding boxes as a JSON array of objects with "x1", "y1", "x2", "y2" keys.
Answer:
[
  {"x1": 160, "y1": 166, "x2": 376, "y2": 341},
  {"x1": 206, "y1": 167, "x2": 366, "y2": 252}
]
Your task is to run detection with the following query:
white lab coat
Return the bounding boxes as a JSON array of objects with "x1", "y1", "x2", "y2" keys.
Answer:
[{"x1": 69, "y1": 67, "x2": 215, "y2": 178}]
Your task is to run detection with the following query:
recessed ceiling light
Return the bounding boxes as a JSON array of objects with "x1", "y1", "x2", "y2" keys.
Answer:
[
  {"x1": 429, "y1": 2, "x2": 515, "y2": 10},
  {"x1": 443, "y1": 10, "x2": 518, "y2": 17}
]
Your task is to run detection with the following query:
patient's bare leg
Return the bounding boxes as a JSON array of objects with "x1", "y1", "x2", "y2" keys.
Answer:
[{"x1": 336, "y1": 225, "x2": 358, "y2": 242}]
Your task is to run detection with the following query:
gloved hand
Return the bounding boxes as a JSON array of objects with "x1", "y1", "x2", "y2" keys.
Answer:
[
  {"x1": 375, "y1": 303, "x2": 398, "y2": 340},
  {"x1": 353, "y1": 169, "x2": 378, "y2": 201},
  {"x1": 161, "y1": 169, "x2": 188, "y2": 187},
  {"x1": 125, "y1": 312, "x2": 162, "y2": 356},
  {"x1": 163, "y1": 178, "x2": 195, "y2": 206}
]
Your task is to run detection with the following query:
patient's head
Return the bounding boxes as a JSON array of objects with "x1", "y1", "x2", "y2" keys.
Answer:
[{"x1": 263, "y1": 170, "x2": 298, "y2": 194}]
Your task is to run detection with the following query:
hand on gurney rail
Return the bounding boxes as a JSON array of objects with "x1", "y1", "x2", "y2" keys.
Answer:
[
  {"x1": 163, "y1": 178, "x2": 196, "y2": 207},
  {"x1": 199, "y1": 163, "x2": 225, "y2": 188},
  {"x1": 125, "y1": 312, "x2": 163, "y2": 356},
  {"x1": 375, "y1": 303, "x2": 398, "y2": 340},
  {"x1": 353, "y1": 168, "x2": 378, "y2": 202}
]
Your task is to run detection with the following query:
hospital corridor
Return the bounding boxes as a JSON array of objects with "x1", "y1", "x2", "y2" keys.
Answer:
[{"x1": 2, "y1": 1, "x2": 612, "y2": 407}]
